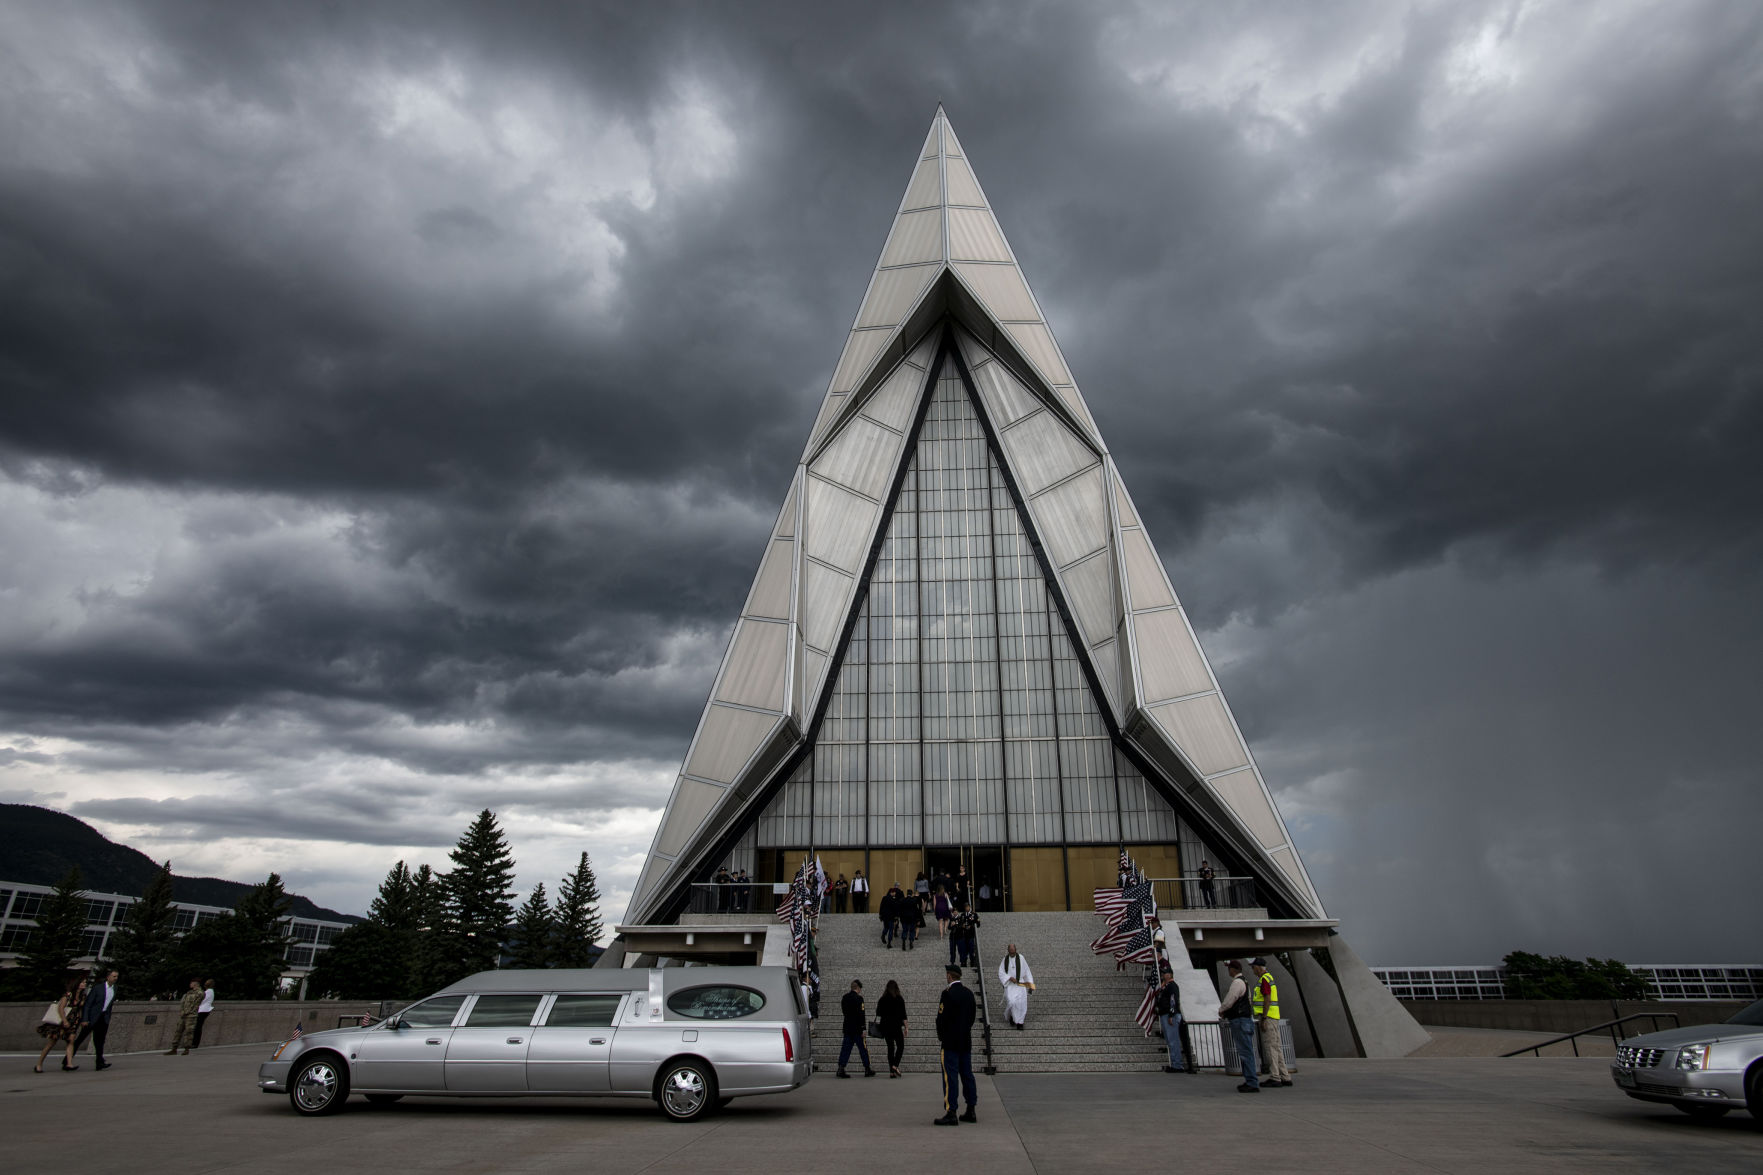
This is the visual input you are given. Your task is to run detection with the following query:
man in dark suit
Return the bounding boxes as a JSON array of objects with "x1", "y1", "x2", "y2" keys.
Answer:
[
  {"x1": 934, "y1": 964, "x2": 978, "y2": 1125},
  {"x1": 79, "y1": 969, "x2": 119, "y2": 1070},
  {"x1": 836, "y1": 979, "x2": 876, "y2": 1078}
]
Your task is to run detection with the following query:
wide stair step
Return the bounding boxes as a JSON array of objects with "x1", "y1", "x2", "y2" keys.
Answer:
[{"x1": 806, "y1": 911, "x2": 1177, "y2": 1074}]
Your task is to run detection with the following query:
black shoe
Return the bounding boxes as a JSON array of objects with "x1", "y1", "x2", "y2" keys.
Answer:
[
  {"x1": 1163, "y1": 1065, "x2": 1180, "y2": 1073},
  {"x1": 1236, "y1": 1083, "x2": 1260, "y2": 1093},
  {"x1": 864, "y1": 1069, "x2": 876, "y2": 1077},
  {"x1": 959, "y1": 1108, "x2": 977, "y2": 1123},
  {"x1": 933, "y1": 1114, "x2": 959, "y2": 1126},
  {"x1": 62, "y1": 1063, "x2": 78, "y2": 1071},
  {"x1": 836, "y1": 1070, "x2": 851, "y2": 1078},
  {"x1": 96, "y1": 1062, "x2": 111, "y2": 1070}
]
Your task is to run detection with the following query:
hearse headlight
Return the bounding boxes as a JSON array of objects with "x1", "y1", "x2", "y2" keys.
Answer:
[{"x1": 1674, "y1": 1043, "x2": 1711, "y2": 1071}]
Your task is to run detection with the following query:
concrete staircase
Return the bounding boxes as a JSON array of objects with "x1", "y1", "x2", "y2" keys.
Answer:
[{"x1": 808, "y1": 911, "x2": 1170, "y2": 1073}]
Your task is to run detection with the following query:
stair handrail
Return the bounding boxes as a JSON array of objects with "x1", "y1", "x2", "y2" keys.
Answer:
[
  {"x1": 1498, "y1": 1012, "x2": 1680, "y2": 1057},
  {"x1": 970, "y1": 918, "x2": 997, "y2": 1075}
]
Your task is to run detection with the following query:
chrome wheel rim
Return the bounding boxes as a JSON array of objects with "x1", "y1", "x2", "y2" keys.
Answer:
[
  {"x1": 660, "y1": 1067, "x2": 707, "y2": 1117},
  {"x1": 294, "y1": 1062, "x2": 339, "y2": 1111}
]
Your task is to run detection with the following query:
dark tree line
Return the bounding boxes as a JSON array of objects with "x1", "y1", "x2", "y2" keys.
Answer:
[
  {"x1": 306, "y1": 810, "x2": 603, "y2": 1000},
  {"x1": 0, "y1": 861, "x2": 293, "y2": 1001},
  {"x1": 1501, "y1": 951, "x2": 1650, "y2": 999}
]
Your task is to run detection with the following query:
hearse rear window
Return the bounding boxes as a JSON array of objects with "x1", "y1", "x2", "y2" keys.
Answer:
[{"x1": 666, "y1": 985, "x2": 767, "y2": 1020}]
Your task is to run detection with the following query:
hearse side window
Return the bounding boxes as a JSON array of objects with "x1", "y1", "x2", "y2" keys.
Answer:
[
  {"x1": 545, "y1": 994, "x2": 623, "y2": 1028},
  {"x1": 465, "y1": 994, "x2": 543, "y2": 1027},
  {"x1": 399, "y1": 995, "x2": 467, "y2": 1028},
  {"x1": 666, "y1": 985, "x2": 767, "y2": 1020}
]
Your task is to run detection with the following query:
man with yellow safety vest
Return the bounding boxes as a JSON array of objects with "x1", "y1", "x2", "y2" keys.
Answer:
[{"x1": 1250, "y1": 958, "x2": 1293, "y2": 1087}]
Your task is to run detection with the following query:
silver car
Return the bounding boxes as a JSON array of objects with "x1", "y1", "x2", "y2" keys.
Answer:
[
  {"x1": 1611, "y1": 998, "x2": 1763, "y2": 1121},
  {"x1": 258, "y1": 966, "x2": 813, "y2": 1122}
]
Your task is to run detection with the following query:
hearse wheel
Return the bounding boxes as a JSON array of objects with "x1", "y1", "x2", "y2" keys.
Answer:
[
  {"x1": 289, "y1": 1055, "x2": 349, "y2": 1116},
  {"x1": 656, "y1": 1058, "x2": 716, "y2": 1123}
]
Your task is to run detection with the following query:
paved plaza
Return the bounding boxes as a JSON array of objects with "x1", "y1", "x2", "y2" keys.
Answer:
[{"x1": 4, "y1": 1044, "x2": 1758, "y2": 1173}]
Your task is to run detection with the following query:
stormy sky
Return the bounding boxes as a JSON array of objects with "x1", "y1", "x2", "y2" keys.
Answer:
[{"x1": 2, "y1": 0, "x2": 1759, "y2": 963}]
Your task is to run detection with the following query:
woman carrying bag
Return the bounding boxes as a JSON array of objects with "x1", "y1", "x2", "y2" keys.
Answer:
[{"x1": 35, "y1": 974, "x2": 87, "y2": 1073}]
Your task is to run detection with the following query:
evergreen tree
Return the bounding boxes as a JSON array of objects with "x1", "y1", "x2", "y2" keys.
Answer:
[
  {"x1": 110, "y1": 859, "x2": 178, "y2": 997},
  {"x1": 410, "y1": 862, "x2": 453, "y2": 992},
  {"x1": 234, "y1": 873, "x2": 295, "y2": 996},
  {"x1": 442, "y1": 810, "x2": 517, "y2": 978},
  {"x1": 508, "y1": 884, "x2": 553, "y2": 970},
  {"x1": 305, "y1": 922, "x2": 412, "y2": 1000},
  {"x1": 368, "y1": 860, "x2": 421, "y2": 931},
  {"x1": 17, "y1": 867, "x2": 89, "y2": 996},
  {"x1": 552, "y1": 851, "x2": 603, "y2": 967}
]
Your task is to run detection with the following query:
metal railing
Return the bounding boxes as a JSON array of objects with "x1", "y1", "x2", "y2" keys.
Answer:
[
  {"x1": 1148, "y1": 876, "x2": 1259, "y2": 911},
  {"x1": 686, "y1": 882, "x2": 767, "y2": 915},
  {"x1": 971, "y1": 927, "x2": 997, "y2": 1075},
  {"x1": 1499, "y1": 1012, "x2": 1681, "y2": 1057}
]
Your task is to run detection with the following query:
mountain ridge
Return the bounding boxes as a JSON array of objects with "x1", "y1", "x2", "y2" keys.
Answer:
[{"x1": 0, "y1": 803, "x2": 361, "y2": 923}]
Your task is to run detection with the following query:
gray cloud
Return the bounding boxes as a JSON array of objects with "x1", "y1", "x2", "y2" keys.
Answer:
[{"x1": 1, "y1": 0, "x2": 1759, "y2": 958}]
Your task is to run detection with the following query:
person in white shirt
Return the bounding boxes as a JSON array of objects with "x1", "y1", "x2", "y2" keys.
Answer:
[
  {"x1": 192, "y1": 978, "x2": 216, "y2": 1049},
  {"x1": 997, "y1": 944, "x2": 1035, "y2": 1028},
  {"x1": 850, "y1": 870, "x2": 870, "y2": 914}
]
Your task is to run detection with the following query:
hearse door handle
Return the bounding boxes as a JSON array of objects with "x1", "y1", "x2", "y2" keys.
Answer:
[
  {"x1": 426, "y1": 1038, "x2": 442, "y2": 1045},
  {"x1": 506, "y1": 1037, "x2": 523, "y2": 1044},
  {"x1": 590, "y1": 1038, "x2": 606, "y2": 1045}
]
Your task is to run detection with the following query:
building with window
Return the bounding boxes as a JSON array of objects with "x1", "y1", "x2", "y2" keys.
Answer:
[
  {"x1": 0, "y1": 879, "x2": 354, "y2": 984},
  {"x1": 1374, "y1": 963, "x2": 1763, "y2": 1002}
]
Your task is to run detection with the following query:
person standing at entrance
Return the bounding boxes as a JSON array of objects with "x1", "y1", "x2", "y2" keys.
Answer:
[
  {"x1": 851, "y1": 870, "x2": 870, "y2": 914},
  {"x1": 836, "y1": 979, "x2": 876, "y2": 1077},
  {"x1": 191, "y1": 978, "x2": 215, "y2": 1049},
  {"x1": 1221, "y1": 960, "x2": 1258, "y2": 1092},
  {"x1": 998, "y1": 943, "x2": 1034, "y2": 1028},
  {"x1": 1154, "y1": 963, "x2": 1186, "y2": 1072},
  {"x1": 1198, "y1": 861, "x2": 1216, "y2": 909},
  {"x1": 933, "y1": 965, "x2": 977, "y2": 1125},
  {"x1": 833, "y1": 874, "x2": 850, "y2": 913},
  {"x1": 877, "y1": 978, "x2": 908, "y2": 1077},
  {"x1": 1251, "y1": 958, "x2": 1292, "y2": 1086}
]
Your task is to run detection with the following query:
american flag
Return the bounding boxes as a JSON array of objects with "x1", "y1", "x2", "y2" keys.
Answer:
[
  {"x1": 1092, "y1": 887, "x2": 1128, "y2": 919},
  {"x1": 1112, "y1": 924, "x2": 1158, "y2": 967},
  {"x1": 1090, "y1": 921, "x2": 1133, "y2": 954},
  {"x1": 359, "y1": 1012, "x2": 373, "y2": 1027},
  {"x1": 1135, "y1": 978, "x2": 1160, "y2": 1034},
  {"x1": 289, "y1": 1022, "x2": 303, "y2": 1040}
]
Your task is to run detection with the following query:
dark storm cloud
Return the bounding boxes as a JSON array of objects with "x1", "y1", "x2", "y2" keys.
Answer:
[{"x1": 1, "y1": 0, "x2": 1759, "y2": 951}]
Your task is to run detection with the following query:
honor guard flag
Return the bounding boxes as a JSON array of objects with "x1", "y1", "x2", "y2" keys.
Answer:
[
  {"x1": 1135, "y1": 978, "x2": 1159, "y2": 1034},
  {"x1": 1113, "y1": 924, "x2": 1158, "y2": 967}
]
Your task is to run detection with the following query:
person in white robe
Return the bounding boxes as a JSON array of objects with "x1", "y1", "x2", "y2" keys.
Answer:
[{"x1": 998, "y1": 944, "x2": 1035, "y2": 1028}]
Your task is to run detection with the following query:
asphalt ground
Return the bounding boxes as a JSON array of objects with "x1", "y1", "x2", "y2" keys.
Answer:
[{"x1": 3, "y1": 1044, "x2": 1759, "y2": 1173}]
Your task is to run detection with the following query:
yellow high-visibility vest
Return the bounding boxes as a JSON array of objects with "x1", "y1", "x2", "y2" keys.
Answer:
[{"x1": 1251, "y1": 972, "x2": 1280, "y2": 1020}]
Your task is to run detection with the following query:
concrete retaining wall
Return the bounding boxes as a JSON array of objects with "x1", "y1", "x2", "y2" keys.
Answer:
[
  {"x1": 1, "y1": 1000, "x2": 385, "y2": 1054},
  {"x1": 1400, "y1": 999, "x2": 1747, "y2": 1035}
]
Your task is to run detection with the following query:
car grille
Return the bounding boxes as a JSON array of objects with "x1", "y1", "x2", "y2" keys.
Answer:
[
  {"x1": 1616, "y1": 1046, "x2": 1665, "y2": 1068},
  {"x1": 1635, "y1": 1080, "x2": 1682, "y2": 1097}
]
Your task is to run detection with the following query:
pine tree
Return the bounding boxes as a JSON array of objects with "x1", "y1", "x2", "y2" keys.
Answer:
[
  {"x1": 111, "y1": 859, "x2": 178, "y2": 997},
  {"x1": 410, "y1": 862, "x2": 452, "y2": 992},
  {"x1": 18, "y1": 867, "x2": 89, "y2": 995},
  {"x1": 433, "y1": 811, "x2": 516, "y2": 983},
  {"x1": 552, "y1": 852, "x2": 603, "y2": 967},
  {"x1": 368, "y1": 860, "x2": 421, "y2": 931},
  {"x1": 306, "y1": 922, "x2": 411, "y2": 1000},
  {"x1": 508, "y1": 884, "x2": 553, "y2": 970}
]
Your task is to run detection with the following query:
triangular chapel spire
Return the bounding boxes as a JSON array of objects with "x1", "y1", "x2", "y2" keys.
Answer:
[{"x1": 625, "y1": 110, "x2": 1323, "y2": 927}]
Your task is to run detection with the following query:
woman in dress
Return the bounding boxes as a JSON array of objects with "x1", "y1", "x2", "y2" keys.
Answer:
[
  {"x1": 35, "y1": 974, "x2": 86, "y2": 1073},
  {"x1": 876, "y1": 979, "x2": 909, "y2": 1077},
  {"x1": 933, "y1": 883, "x2": 952, "y2": 938},
  {"x1": 914, "y1": 871, "x2": 930, "y2": 914}
]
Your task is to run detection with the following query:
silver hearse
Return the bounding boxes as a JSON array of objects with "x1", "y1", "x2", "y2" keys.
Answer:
[
  {"x1": 259, "y1": 966, "x2": 812, "y2": 1121},
  {"x1": 1610, "y1": 998, "x2": 1763, "y2": 1121}
]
